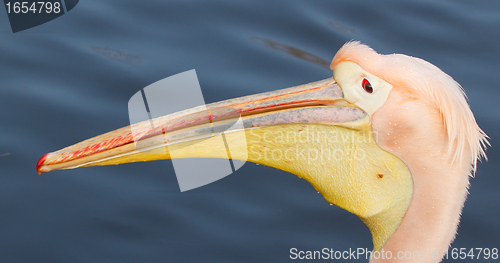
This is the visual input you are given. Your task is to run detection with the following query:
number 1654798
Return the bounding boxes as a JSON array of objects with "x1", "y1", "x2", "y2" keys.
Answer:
[{"x1": 5, "y1": 2, "x2": 62, "y2": 14}]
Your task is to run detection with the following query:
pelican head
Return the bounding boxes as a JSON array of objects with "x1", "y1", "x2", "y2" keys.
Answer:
[{"x1": 37, "y1": 42, "x2": 487, "y2": 262}]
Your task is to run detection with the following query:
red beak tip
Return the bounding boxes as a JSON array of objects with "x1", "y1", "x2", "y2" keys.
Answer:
[{"x1": 36, "y1": 153, "x2": 49, "y2": 175}]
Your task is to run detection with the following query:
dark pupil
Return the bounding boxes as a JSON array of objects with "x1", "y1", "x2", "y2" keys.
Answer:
[{"x1": 363, "y1": 79, "x2": 373, "y2": 93}]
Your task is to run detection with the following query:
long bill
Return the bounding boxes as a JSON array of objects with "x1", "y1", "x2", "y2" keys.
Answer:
[{"x1": 37, "y1": 78, "x2": 365, "y2": 173}]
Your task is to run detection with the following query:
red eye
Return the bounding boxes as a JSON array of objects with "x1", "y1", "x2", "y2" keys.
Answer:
[{"x1": 362, "y1": 79, "x2": 373, "y2": 94}]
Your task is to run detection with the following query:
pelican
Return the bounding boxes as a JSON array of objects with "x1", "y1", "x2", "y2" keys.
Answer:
[{"x1": 37, "y1": 42, "x2": 488, "y2": 262}]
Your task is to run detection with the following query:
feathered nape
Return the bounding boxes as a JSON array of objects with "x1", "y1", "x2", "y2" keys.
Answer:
[{"x1": 331, "y1": 41, "x2": 489, "y2": 174}]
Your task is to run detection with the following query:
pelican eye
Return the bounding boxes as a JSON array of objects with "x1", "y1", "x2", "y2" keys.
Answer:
[{"x1": 362, "y1": 78, "x2": 373, "y2": 94}]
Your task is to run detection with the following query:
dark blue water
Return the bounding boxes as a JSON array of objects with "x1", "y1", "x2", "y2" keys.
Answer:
[{"x1": 1, "y1": 1, "x2": 499, "y2": 262}]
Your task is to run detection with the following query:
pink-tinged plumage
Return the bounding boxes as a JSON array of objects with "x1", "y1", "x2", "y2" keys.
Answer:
[
  {"x1": 332, "y1": 42, "x2": 489, "y2": 262},
  {"x1": 36, "y1": 42, "x2": 489, "y2": 263},
  {"x1": 332, "y1": 42, "x2": 489, "y2": 172}
]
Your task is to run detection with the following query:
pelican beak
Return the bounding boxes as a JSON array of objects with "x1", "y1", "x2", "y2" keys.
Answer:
[
  {"x1": 36, "y1": 77, "x2": 412, "y2": 252},
  {"x1": 37, "y1": 78, "x2": 366, "y2": 173}
]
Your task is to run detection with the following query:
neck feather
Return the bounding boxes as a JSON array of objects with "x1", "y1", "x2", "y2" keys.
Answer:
[{"x1": 371, "y1": 91, "x2": 472, "y2": 262}]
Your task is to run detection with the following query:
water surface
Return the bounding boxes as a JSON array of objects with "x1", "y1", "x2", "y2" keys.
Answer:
[{"x1": 0, "y1": 1, "x2": 499, "y2": 262}]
